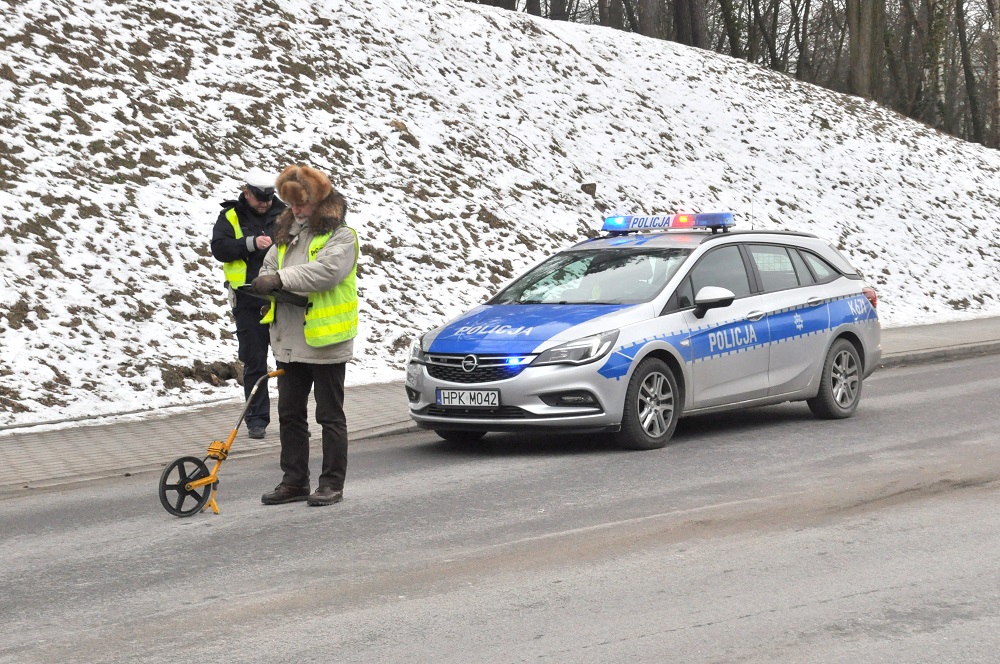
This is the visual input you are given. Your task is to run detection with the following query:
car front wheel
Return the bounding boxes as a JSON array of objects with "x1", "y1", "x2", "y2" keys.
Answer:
[
  {"x1": 807, "y1": 338, "x2": 862, "y2": 419},
  {"x1": 615, "y1": 357, "x2": 680, "y2": 450}
]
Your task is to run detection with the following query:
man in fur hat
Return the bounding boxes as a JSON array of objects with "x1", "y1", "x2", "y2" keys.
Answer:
[
  {"x1": 211, "y1": 168, "x2": 286, "y2": 440},
  {"x1": 251, "y1": 164, "x2": 358, "y2": 507}
]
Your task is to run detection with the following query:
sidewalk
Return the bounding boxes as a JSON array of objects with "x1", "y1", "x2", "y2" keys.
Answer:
[{"x1": 2, "y1": 316, "x2": 999, "y2": 492}]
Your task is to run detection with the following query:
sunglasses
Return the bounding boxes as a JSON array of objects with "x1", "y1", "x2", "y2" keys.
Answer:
[{"x1": 246, "y1": 185, "x2": 275, "y2": 202}]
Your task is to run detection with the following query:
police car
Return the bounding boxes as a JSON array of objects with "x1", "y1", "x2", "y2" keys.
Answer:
[{"x1": 406, "y1": 212, "x2": 881, "y2": 450}]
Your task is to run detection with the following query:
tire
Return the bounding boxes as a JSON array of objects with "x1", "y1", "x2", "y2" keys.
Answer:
[
  {"x1": 615, "y1": 358, "x2": 680, "y2": 450},
  {"x1": 807, "y1": 338, "x2": 863, "y2": 419},
  {"x1": 434, "y1": 430, "x2": 487, "y2": 444}
]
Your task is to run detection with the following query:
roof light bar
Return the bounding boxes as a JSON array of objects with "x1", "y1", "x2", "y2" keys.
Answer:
[{"x1": 601, "y1": 212, "x2": 735, "y2": 234}]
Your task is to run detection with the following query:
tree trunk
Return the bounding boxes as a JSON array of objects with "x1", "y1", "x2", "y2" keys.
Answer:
[
  {"x1": 890, "y1": 0, "x2": 922, "y2": 114},
  {"x1": 988, "y1": 0, "x2": 1000, "y2": 146},
  {"x1": 751, "y1": 0, "x2": 781, "y2": 68},
  {"x1": 550, "y1": 0, "x2": 569, "y2": 20},
  {"x1": 637, "y1": 0, "x2": 661, "y2": 37},
  {"x1": 526, "y1": 0, "x2": 542, "y2": 15},
  {"x1": 789, "y1": 0, "x2": 812, "y2": 80},
  {"x1": 921, "y1": 0, "x2": 948, "y2": 124},
  {"x1": 674, "y1": 0, "x2": 708, "y2": 47},
  {"x1": 955, "y1": 0, "x2": 984, "y2": 142},
  {"x1": 847, "y1": 0, "x2": 884, "y2": 98},
  {"x1": 607, "y1": 0, "x2": 626, "y2": 28},
  {"x1": 717, "y1": 0, "x2": 744, "y2": 57},
  {"x1": 621, "y1": 0, "x2": 640, "y2": 31}
]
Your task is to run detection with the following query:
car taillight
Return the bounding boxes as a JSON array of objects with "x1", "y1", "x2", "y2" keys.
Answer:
[{"x1": 862, "y1": 286, "x2": 877, "y2": 309}]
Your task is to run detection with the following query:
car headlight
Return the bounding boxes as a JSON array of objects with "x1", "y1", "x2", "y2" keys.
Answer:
[
  {"x1": 409, "y1": 334, "x2": 427, "y2": 363},
  {"x1": 532, "y1": 330, "x2": 619, "y2": 366}
]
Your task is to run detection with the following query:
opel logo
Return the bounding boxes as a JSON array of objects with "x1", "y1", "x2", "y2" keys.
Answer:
[{"x1": 461, "y1": 355, "x2": 478, "y2": 372}]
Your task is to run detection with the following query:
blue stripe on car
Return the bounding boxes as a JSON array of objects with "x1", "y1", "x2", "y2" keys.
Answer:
[
  {"x1": 828, "y1": 293, "x2": 878, "y2": 325},
  {"x1": 598, "y1": 330, "x2": 689, "y2": 380},
  {"x1": 597, "y1": 294, "x2": 877, "y2": 380}
]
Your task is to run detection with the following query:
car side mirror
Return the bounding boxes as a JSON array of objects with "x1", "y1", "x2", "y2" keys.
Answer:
[{"x1": 693, "y1": 286, "x2": 736, "y2": 319}]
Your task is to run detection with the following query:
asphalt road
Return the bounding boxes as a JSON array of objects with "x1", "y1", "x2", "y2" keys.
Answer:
[{"x1": 1, "y1": 356, "x2": 999, "y2": 663}]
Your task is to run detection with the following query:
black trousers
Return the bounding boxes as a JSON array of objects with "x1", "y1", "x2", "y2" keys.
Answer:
[
  {"x1": 234, "y1": 303, "x2": 271, "y2": 430},
  {"x1": 276, "y1": 361, "x2": 348, "y2": 490}
]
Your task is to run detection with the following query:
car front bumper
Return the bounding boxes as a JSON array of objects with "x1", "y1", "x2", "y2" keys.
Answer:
[{"x1": 405, "y1": 359, "x2": 628, "y2": 433}]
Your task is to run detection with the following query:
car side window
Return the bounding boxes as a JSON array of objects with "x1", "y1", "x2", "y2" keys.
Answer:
[
  {"x1": 788, "y1": 248, "x2": 815, "y2": 285},
  {"x1": 676, "y1": 277, "x2": 694, "y2": 308},
  {"x1": 662, "y1": 276, "x2": 695, "y2": 314},
  {"x1": 689, "y1": 246, "x2": 752, "y2": 298},
  {"x1": 748, "y1": 244, "x2": 800, "y2": 292},
  {"x1": 801, "y1": 251, "x2": 840, "y2": 283}
]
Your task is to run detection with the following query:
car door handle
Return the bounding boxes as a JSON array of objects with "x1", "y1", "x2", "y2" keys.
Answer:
[
  {"x1": 746, "y1": 311, "x2": 765, "y2": 322},
  {"x1": 806, "y1": 297, "x2": 823, "y2": 306}
]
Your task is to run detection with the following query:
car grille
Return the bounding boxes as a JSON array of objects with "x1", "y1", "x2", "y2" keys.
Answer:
[
  {"x1": 424, "y1": 405, "x2": 530, "y2": 419},
  {"x1": 424, "y1": 354, "x2": 533, "y2": 384}
]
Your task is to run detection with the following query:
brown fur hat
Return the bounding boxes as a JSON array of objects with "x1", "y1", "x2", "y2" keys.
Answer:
[
  {"x1": 273, "y1": 164, "x2": 348, "y2": 244},
  {"x1": 276, "y1": 164, "x2": 332, "y2": 206}
]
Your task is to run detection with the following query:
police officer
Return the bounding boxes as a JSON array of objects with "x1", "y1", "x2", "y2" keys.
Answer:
[{"x1": 211, "y1": 169, "x2": 286, "y2": 439}]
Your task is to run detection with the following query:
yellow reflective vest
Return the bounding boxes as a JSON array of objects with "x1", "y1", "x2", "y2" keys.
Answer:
[
  {"x1": 221, "y1": 208, "x2": 248, "y2": 288},
  {"x1": 260, "y1": 228, "x2": 359, "y2": 348}
]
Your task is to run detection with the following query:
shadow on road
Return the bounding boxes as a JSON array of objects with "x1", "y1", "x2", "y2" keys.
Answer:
[
  {"x1": 675, "y1": 402, "x2": 816, "y2": 439},
  {"x1": 422, "y1": 432, "x2": 619, "y2": 458},
  {"x1": 416, "y1": 402, "x2": 819, "y2": 458}
]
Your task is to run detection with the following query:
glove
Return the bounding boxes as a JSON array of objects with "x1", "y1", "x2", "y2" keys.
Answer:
[{"x1": 251, "y1": 273, "x2": 282, "y2": 295}]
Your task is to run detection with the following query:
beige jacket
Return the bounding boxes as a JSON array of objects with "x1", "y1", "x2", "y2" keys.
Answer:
[{"x1": 259, "y1": 220, "x2": 357, "y2": 364}]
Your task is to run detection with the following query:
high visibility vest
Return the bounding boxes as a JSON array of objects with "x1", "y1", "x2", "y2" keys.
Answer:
[
  {"x1": 260, "y1": 228, "x2": 359, "y2": 347},
  {"x1": 221, "y1": 208, "x2": 247, "y2": 288}
]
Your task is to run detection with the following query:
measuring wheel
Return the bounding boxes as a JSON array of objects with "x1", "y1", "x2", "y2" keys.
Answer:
[{"x1": 158, "y1": 456, "x2": 215, "y2": 517}]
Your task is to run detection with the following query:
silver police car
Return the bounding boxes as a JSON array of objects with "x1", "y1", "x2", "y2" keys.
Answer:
[{"x1": 406, "y1": 212, "x2": 881, "y2": 450}]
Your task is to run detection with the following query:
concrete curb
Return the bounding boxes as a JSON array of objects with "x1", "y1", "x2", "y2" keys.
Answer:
[{"x1": 878, "y1": 341, "x2": 1000, "y2": 369}]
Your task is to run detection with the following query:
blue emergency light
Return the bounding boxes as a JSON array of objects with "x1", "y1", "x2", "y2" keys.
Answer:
[{"x1": 602, "y1": 212, "x2": 735, "y2": 234}]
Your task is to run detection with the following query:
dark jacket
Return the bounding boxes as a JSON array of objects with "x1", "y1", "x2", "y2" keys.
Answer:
[{"x1": 210, "y1": 194, "x2": 286, "y2": 309}]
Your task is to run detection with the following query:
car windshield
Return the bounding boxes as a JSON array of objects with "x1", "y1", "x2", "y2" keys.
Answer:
[{"x1": 492, "y1": 248, "x2": 693, "y2": 305}]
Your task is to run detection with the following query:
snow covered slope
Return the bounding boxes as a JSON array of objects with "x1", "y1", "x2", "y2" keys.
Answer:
[{"x1": 2, "y1": 0, "x2": 999, "y2": 426}]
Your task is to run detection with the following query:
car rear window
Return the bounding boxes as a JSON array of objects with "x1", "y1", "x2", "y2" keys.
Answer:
[{"x1": 801, "y1": 251, "x2": 841, "y2": 282}]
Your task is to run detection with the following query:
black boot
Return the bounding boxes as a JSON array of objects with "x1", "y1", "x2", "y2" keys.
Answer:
[{"x1": 261, "y1": 483, "x2": 310, "y2": 505}]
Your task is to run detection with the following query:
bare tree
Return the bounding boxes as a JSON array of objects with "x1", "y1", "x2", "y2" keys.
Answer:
[
  {"x1": 789, "y1": 0, "x2": 814, "y2": 79},
  {"x1": 847, "y1": 0, "x2": 885, "y2": 97},
  {"x1": 674, "y1": 0, "x2": 709, "y2": 46},
  {"x1": 637, "y1": 0, "x2": 663, "y2": 36},
  {"x1": 717, "y1": 0, "x2": 745, "y2": 56},
  {"x1": 956, "y1": 0, "x2": 986, "y2": 140},
  {"x1": 988, "y1": 0, "x2": 1000, "y2": 145}
]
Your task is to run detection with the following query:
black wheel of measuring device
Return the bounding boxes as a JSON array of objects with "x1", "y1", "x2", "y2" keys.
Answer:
[{"x1": 158, "y1": 456, "x2": 213, "y2": 517}]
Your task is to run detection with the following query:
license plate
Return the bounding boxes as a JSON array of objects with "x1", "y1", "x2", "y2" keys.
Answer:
[{"x1": 436, "y1": 389, "x2": 500, "y2": 407}]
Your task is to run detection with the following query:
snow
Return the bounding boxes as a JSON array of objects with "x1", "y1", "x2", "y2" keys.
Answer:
[{"x1": 2, "y1": 0, "x2": 999, "y2": 430}]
